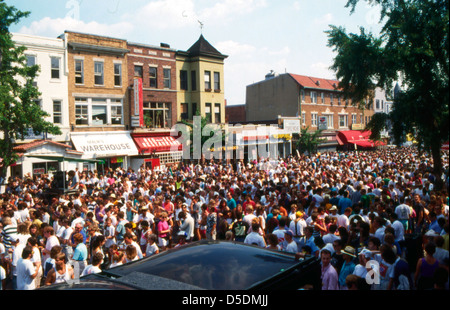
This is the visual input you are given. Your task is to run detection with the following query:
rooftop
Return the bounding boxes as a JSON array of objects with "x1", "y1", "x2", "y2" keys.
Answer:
[{"x1": 181, "y1": 34, "x2": 228, "y2": 59}]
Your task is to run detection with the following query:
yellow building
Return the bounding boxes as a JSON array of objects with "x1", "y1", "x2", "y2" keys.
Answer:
[{"x1": 176, "y1": 35, "x2": 228, "y2": 124}]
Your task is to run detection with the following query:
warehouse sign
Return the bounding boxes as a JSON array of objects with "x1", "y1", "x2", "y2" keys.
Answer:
[{"x1": 71, "y1": 132, "x2": 139, "y2": 157}]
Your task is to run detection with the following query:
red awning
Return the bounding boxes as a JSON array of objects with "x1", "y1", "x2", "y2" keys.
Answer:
[
  {"x1": 336, "y1": 135, "x2": 344, "y2": 146},
  {"x1": 337, "y1": 130, "x2": 385, "y2": 148},
  {"x1": 353, "y1": 140, "x2": 375, "y2": 148},
  {"x1": 133, "y1": 135, "x2": 182, "y2": 154}
]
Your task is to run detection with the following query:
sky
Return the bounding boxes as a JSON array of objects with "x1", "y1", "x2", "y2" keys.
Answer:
[{"x1": 8, "y1": 0, "x2": 383, "y2": 106}]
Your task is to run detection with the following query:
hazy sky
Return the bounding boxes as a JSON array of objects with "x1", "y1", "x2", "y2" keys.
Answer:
[{"x1": 9, "y1": 0, "x2": 383, "y2": 105}]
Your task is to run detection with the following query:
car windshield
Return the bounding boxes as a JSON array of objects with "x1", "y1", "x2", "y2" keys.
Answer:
[{"x1": 104, "y1": 241, "x2": 300, "y2": 290}]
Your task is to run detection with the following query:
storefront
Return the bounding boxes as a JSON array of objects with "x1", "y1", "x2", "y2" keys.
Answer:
[
  {"x1": 130, "y1": 131, "x2": 183, "y2": 171},
  {"x1": 70, "y1": 131, "x2": 139, "y2": 174},
  {"x1": 8, "y1": 140, "x2": 84, "y2": 179},
  {"x1": 232, "y1": 126, "x2": 292, "y2": 162}
]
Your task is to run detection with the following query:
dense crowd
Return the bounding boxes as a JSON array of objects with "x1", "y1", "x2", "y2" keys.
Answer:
[{"x1": 0, "y1": 146, "x2": 449, "y2": 290}]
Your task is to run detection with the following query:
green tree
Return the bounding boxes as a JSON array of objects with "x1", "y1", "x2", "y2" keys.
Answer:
[
  {"x1": 296, "y1": 127, "x2": 326, "y2": 155},
  {"x1": 1, "y1": 2, "x2": 62, "y2": 180},
  {"x1": 326, "y1": 0, "x2": 449, "y2": 189}
]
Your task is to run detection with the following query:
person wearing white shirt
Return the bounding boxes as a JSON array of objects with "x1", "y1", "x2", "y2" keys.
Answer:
[
  {"x1": 394, "y1": 197, "x2": 411, "y2": 230},
  {"x1": 178, "y1": 211, "x2": 195, "y2": 241},
  {"x1": 81, "y1": 252, "x2": 103, "y2": 277},
  {"x1": 16, "y1": 246, "x2": 38, "y2": 290},
  {"x1": 283, "y1": 230, "x2": 298, "y2": 253},
  {"x1": 289, "y1": 212, "x2": 307, "y2": 240},
  {"x1": 337, "y1": 209, "x2": 351, "y2": 229},
  {"x1": 389, "y1": 213, "x2": 405, "y2": 242},
  {"x1": 244, "y1": 222, "x2": 266, "y2": 248},
  {"x1": 372, "y1": 217, "x2": 386, "y2": 244},
  {"x1": 123, "y1": 233, "x2": 143, "y2": 259},
  {"x1": 322, "y1": 224, "x2": 340, "y2": 244}
]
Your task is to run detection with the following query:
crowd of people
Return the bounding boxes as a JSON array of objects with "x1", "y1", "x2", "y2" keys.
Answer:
[{"x1": 0, "y1": 146, "x2": 448, "y2": 290}]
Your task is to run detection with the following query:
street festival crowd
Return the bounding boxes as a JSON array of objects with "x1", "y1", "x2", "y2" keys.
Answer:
[{"x1": 0, "y1": 147, "x2": 449, "y2": 290}]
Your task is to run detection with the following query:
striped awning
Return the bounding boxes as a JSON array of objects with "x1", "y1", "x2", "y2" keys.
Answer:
[{"x1": 133, "y1": 135, "x2": 182, "y2": 154}]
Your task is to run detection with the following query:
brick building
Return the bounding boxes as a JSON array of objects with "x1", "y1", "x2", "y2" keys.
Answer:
[
  {"x1": 126, "y1": 42, "x2": 182, "y2": 168},
  {"x1": 127, "y1": 42, "x2": 177, "y2": 129},
  {"x1": 246, "y1": 72, "x2": 375, "y2": 151},
  {"x1": 225, "y1": 104, "x2": 246, "y2": 124},
  {"x1": 64, "y1": 31, "x2": 138, "y2": 171}
]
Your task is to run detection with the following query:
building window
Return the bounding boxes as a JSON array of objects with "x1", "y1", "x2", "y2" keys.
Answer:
[
  {"x1": 311, "y1": 113, "x2": 318, "y2": 127},
  {"x1": 214, "y1": 103, "x2": 221, "y2": 123},
  {"x1": 301, "y1": 89, "x2": 305, "y2": 102},
  {"x1": 181, "y1": 103, "x2": 188, "y2": 120},
  {"x1": 92, "y1": 99, "x2": 107, "y2": 125},
  {"x1": 75, "y1": 59, "x2": 84, "y2": 84},
  {"x1": 163, "y1": 68, "x2": 171, "y2": 88},
  {"x1": 302, "y1": 112, "x2": 306, "y2": 125},
  {"x1": 111, "y1": 103, "x2": 122, "y2": 125},
  {"x1": 154, "y1": 152, "x2": 183, "y2": 165},
  {"x1": 94, "y1": 62, "x2": 104, "y2": 85},
  {"x1": 53, "y1": 100, "x2": 62, "y2": 124},
  {"x1": 205, "y1": 103, "x2": 212, "y2": 122},
  {"x1": 26, "y1": 55, "x2": 37, "y2": 86},
  {"x1": 192, "y1": 102, "x2": 198, "y2": 117},
  {"x1": 32, "y1": 162, "x2": 59, "y2": 177},
  {"x1": 114, "y1": 63, "x2": 122, "y2": 86},
  {"x1": 376, "y1": 99, "x2": 380, "y2": 110},
  {"x1": 143, "y1": 102, "x2": 172, "y2": 128},
  {"x1": 338, "y1": 96, "x2": 341, "y2": 106},
  {"x1": 310, "y1": 91, "x2": 317, "y2": 104},
  {"x1": 51, "y1": 57, "x2": 60, "y2": 79},
  {"x1": 204, "y1": 71, "x2": 211, "y2": 90},
  {"x1": 180, "y1": 70, "x2": 188, "y2": 90},
  {"x1": 214, "y1": 72, "x2": 220, "y2": 91},
  {"x1": 339, "y1": 115, "x2": 348, "y2": 128},
  {"x1": 75, "y1": 97, "x2": 123, "y2": 126},
  {"x1": 149, "y1": 67, "x2": 157, "y2": 88},
  {"x1": 352, "y1": 114, "x2": 357, "y2": 125},
  {"x1": 191, "y1": 71, "x2": 197, "y2": 91},
  {"x1": 75, "y1": 98, "x2": 88, "y2": 125},
  {"x1": 26, "y1": 55, "x2": 36, "y2": 67},
  {"x1": 330, "y1": 94, "x2": 334, "y2": 105},
  {"x1": 321, "y1": 92, "x2": 325, "y2": 104},
  {"x1": 360, "y1": 114, "x2": 363, "y2": 124},
  {"x1": 134, "y1": 65, "x2": 143, "y2": 78},
  {"x1": 324, "y1": 114, "x2": 334, "y2": 129}
]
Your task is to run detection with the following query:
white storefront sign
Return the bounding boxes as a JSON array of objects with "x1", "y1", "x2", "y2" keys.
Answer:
[
  {"x1": 283, "y1": 119, "x2": 301, "y2": 134},
  {"x1": 71, "y1": 131, "x2": 139, "y2": 158}
]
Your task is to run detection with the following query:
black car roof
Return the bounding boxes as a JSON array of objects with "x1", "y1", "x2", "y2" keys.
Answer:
[{"x1": 101, "y1": 241, "x2": 306, "y2": 290}]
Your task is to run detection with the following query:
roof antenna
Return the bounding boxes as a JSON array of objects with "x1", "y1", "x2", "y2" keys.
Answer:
[{"x1": 198, "y1": 20, "x2": 204, "y2": 34}]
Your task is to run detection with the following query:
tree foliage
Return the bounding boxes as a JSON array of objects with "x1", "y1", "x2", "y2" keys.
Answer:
[
  {"x1": 296, "y1": 127, "x2": 327, "y2": 155},
  {"x1": 1, "y1": 1, "x2": 62, "y2": 179},
  {"x1": 326, "y1": 0, "x2": 449, "y2": 187}
]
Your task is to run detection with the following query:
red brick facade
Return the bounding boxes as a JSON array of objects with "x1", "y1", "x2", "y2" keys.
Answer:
[
  {"x1": 127, "y1": 43, "x2": 177, "y2": 129},
  {"x1": 225, "y1": 104, "x2": 246, "y2": 123}
]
